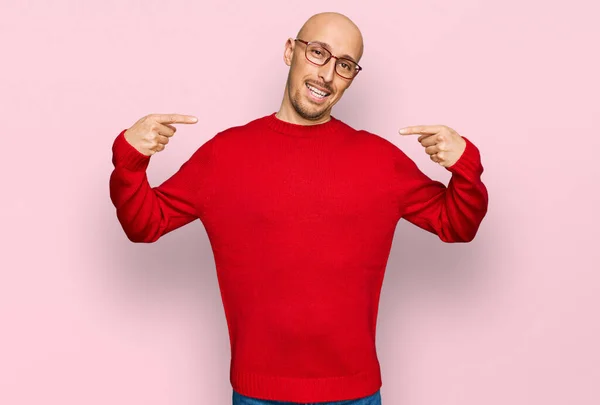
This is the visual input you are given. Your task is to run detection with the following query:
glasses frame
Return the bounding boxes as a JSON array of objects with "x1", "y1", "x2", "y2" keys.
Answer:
[{"x1": 294, "y1": 38, "x2": 362, "y2": 80}]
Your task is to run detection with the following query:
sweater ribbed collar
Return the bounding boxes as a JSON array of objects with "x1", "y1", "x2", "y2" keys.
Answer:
[{"x1": 265, "y1": 112, "x2": 344, "y2": 138}]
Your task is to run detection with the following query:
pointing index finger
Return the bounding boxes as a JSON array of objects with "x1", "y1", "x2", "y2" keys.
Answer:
[
  {"x1": 152, "y1": 113, "x2": 198, "y2": 124},
  {"x1": 399, "y1": 125, "x2": 442, "y2": 135}
]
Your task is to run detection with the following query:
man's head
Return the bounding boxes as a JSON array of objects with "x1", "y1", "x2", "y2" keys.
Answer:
[{"x1": 278, "y1": 12, "x2": 364, "y2": 125}]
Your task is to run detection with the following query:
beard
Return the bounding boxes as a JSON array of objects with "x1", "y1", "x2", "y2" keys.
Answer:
[{"x1": 288, "y1": 79, "x2": 330, "y2": 121}]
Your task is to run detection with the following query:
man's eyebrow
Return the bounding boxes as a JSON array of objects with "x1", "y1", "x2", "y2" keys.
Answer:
[{"x1": 313, "y1": 41, "x2": 358, "y2": 63}]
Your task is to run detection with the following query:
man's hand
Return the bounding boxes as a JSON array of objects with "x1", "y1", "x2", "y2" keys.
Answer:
[
  {"x1": 398, "y1": 125, "x2": 467, "y2": 168},
  {"x1": 124, "y1": 113, "x2": 198, "y2": 157}
]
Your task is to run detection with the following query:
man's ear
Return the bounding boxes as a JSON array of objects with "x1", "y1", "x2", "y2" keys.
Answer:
[{"x1": 283, "y1": 38, "x2": 294, "y2": 67}]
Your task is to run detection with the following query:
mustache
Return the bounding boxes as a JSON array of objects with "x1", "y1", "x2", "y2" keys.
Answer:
[{"x1": 306, "y1": 80, "x2": 333, "y2": 93}]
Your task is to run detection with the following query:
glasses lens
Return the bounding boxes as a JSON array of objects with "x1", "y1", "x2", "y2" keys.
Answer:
[
  {"x1": 305, "y1": 43, "x2": 330, "y2": 65},
  {"x1": 335, "y1": 59, "x2": 358, "y2": 79}
]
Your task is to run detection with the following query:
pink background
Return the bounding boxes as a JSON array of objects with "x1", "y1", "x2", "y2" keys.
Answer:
[{"x1": 1, "y1": 1, "x2": 598, "y2": 404}]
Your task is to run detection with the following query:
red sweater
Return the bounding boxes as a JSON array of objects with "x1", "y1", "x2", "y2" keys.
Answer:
[{"x1": 109, "y1": 113, "x2": 488, "y2": 402}]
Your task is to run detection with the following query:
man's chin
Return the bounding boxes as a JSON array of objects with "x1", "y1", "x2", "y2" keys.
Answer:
[
  {"x1": 290, "y1": 93, "x2": 330, "y2": 121},
  {"x1": 299, "y1": 109, "x2": 327, "y2": 121},
  {"x1": 301, "y1": 102, "x2": 330, "y2": 119}
]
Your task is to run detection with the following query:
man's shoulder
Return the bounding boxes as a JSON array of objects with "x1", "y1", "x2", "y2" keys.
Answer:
[
  {"x1": 343, "y1": 123, "x2": 405, "y2": 157},
  {"x1": 208, "y1": 115, "x2": 406, "y2": 156},
  {"x1": 208, "y1": 114, "x2": 271, "y2": 143}
]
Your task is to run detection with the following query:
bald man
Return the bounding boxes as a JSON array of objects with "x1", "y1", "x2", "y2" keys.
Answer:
[{"x1": 110, "y1": 11, "x2": 488, "y2": 405}]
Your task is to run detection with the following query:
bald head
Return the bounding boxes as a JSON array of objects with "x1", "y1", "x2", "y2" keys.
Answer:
[{"x1": 296, "y1": 12, "x2": 364, "y2": 63}]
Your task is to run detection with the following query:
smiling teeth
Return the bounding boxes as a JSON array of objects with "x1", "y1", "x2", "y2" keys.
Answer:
[{"x1": 307, "y1": 84, "x2": 328, "y2": 97}]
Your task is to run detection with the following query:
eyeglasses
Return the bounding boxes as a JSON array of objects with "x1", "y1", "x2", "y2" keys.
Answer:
[{"x1": 294, "y1": 38, "x2": 362, "y2": 80}]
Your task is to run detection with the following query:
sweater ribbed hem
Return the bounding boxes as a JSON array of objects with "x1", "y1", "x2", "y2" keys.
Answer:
[
  {"x1": 445, "y1": 135, "x2": 484, "y2": 179},
  {"x1": 265, "y1": 112, "x2": 345, "y2": 138},
  {"x1": 111, "y1": 129, "x2": 151, "y2": 171},
  {"x1": 230, "y1": 364, "x2": 382, "y2": 403}
]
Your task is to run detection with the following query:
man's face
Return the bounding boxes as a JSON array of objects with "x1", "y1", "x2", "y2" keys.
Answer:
[{"x1": 283, "y1": 19, "x2": 363, "y2": 122}]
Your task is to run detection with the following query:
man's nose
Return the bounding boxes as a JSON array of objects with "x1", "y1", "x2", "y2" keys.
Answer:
[{"x1": 318, "y1": 59, "x2": 336, "y2": 83}]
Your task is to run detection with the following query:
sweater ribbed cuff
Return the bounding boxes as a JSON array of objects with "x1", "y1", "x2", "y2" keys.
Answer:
[
  {"x1": 445, "y1": 136, "x2": 483, "y2": 179},
  {"x1": 111, "y1": 129, "x2": 151, "y2": 171}
]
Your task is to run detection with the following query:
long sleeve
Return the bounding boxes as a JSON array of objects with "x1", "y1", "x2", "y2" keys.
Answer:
[
  {"x1": 396, "y1": 136, "x2": 489, "y2": 242},
  {"x1": 109, "y1": 129, "x2": 214, "y2": 243}
]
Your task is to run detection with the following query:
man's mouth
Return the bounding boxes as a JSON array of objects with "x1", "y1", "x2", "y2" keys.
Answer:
[{"x1": 305, "y1": 82, "x2": 331, "y2": 101}]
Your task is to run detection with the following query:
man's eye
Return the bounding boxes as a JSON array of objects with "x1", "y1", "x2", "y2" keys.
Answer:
[
  {"x1": 311, "y1": 49, "x2": 322, "y2": 56},
  {"x1": 339, "y1": 62, "x2": 353, "y2": 71}
]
